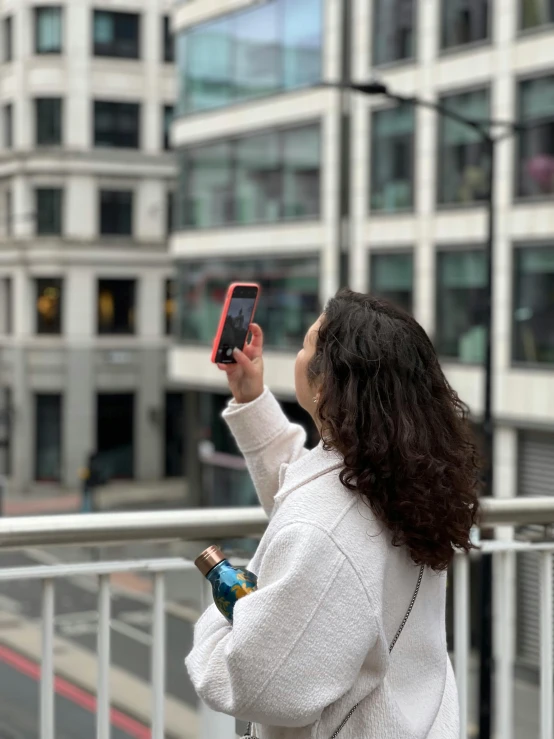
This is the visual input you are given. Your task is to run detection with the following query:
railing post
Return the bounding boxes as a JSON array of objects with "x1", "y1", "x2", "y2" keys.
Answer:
[
  {"x1": 495, "y1": 551, "x2": 514, "y2": 739},
  {"x1": 200, "y1": 577, "x2": 236, "y2": 738},
  {"x1": 40, "y1": 578, "x2": 55, "y2": 739},
  {"x1": 151, "y1": 573, "x2": 166, "y2": 739},
  {"x1": 454, "y1": 554, "x2": 469, "y2": 739},
  {"x1": 97, "y1": 575, "x2": 111, "y2": 739},
  {"x1": 540, "y1": 552, "x2": 553, "y2": 739}
]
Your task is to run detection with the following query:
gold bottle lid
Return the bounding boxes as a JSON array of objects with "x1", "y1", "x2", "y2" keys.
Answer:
[{"x1": 194, "y1": 545, "x2": 226, "y2": 577}]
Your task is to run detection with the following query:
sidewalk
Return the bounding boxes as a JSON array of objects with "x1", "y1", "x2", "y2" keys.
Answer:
[{"x1": 3, "y1": 478, "x2": 188, "y2": 517}]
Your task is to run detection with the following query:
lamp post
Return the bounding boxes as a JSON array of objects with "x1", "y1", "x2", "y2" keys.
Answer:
[{"x1": 339, "y1": 80, "x2": 520, "y2": 739}]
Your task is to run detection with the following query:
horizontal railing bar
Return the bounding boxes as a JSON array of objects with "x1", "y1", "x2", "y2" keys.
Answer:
[
  {"x1": 0, "y1": 557, "x2": 197, "y2": 582},
  {"x1": 0, "y1": 497, "x2": 553, "y2": 550}
]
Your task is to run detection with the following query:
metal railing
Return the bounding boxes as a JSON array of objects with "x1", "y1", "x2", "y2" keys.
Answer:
[{"x1": 0, "y1": 497, "x2": 553, "y2": 739}]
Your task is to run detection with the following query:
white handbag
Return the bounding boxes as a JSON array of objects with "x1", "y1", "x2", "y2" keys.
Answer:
[{"x1": 242, "y1": 565, "x2": 424, "y2": 739}]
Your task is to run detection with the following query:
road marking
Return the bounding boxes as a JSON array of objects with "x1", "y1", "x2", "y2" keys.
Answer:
[
  {"x1": 0, "y1": 643, "x2": 151, "y2": 739},
  {"x1": 54, "y1": 609, "x2": 153, "y2": 646}
]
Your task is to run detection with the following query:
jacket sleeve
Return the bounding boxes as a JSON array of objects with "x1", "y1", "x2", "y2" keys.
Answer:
[
  {"x1": 222, "y1": 388, "x2": 309, "y2": 516},
  {"x1": 185, "y1": 523, "x2": 378, "y2": 728}
]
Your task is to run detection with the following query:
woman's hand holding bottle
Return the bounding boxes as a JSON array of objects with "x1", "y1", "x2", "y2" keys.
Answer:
[{"x1": 218, "y1": 323, "x2": 264, "y2": 404}]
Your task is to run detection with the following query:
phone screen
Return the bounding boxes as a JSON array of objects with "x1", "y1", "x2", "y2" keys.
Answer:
[{"x1": 215, "y1": 285, "x2": 258, "y2": 363}]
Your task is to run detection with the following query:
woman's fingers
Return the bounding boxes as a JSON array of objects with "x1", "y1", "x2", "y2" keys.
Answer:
[
  {"x1": 244, "y1": 323, "x2": 264, "y2": 359},
  {"x1": 232, "y1": 347, "x2": 254, "y2": 371}
]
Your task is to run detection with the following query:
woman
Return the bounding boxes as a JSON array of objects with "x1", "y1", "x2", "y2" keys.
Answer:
[{"x1": 186, "y1": 289, "x2": 480, "y2": 739}]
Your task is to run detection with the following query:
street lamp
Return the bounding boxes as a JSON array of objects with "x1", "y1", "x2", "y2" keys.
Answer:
[{"x1": 340, "y1": 79, "x2": 520, "y2": 739}]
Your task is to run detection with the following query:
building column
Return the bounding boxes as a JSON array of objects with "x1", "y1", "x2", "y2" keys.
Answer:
[
  {"x1": 136, "y1": 348, "x2": 164, "y2": 480},
  {"x1": 184, "y1": 390, "x2": 202, "y2": 507},
  {"x1": 11, "y1": 268, "x2": 32, "y2": 491}
]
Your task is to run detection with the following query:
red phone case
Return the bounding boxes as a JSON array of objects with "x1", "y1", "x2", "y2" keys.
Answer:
[{"x1": 210, "y1": 282, "x2": 261, "y2": 364}]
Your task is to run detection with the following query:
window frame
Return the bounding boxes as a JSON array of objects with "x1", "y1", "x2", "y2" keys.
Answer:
[
  {"x1": 435, "y1": 245, "x2": 488, "y2": 364},
  {"x1": 162, "y1": 15, "x2": 174, "y2": 63},
  {"x1": 439, "y1": 0, "x2": 492, "y2": 53},
  {"x1": 35, "y1": 97, "x2": 63, "y2": 146},
  {"x1": 514, "y1": 70, "x2": 554, "y2": 203},
  {"x1": 435, "y1": 84, "x2": 491, "y2": 208},
  {"x1": 512, "y1": 240, "x2": 554, "y2": 369},
  {"x1": 371, "y1": 0, "x2": 418, "y2": 68},
  {"x1": 93, "y1": 100, "x2": 140, "y2": 149},
  {"x1": 4, "y1": 103, "x2": 12, "y2": 149},
  {"x1": 518, "y1": 0, "x2": 554, "y2": 32},
  {"x1": 35, "y1": 187, "x2": 64, "y2": 236},
  {"x1": 34, "y1": 6, "x2": 63, "y2": 55},
  {"x1": 176, "y1": 119, "x2": 322, "y2": 231},
  {"x1": 97, "y1": 278, "x2": 137, "y2": 335},
  {"x1": 163, "y1": 104, "x2": 173, "y2": 151},
  {"x1": 92, "y1": 9, "x2": 140, "y2": 59},
  {"x1": 369, "y1": 102, "x2": 416, "y2": 213},
  {"x1": 99, "y1": 189, "x2": 134, "y2": 237},
  {"x1": 369, "y1": 249, "x2": 415, "y2": 314}
]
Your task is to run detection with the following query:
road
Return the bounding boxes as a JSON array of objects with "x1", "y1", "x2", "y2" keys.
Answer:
[{"x1": 0, "y1": 548, "x2": 200, "y2": 738}]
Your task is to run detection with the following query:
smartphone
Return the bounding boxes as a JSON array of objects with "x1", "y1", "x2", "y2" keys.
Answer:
[{"x1": 211, "y1": 282, "x2": 260, "y2": 364}]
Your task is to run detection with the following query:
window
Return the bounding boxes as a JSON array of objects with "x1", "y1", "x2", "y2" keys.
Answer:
[
  {"x1": 35, "y1": 7, "x2": 62, "y2": 54},
  {"x1": 438, "y1": 89, "x2": 490, "y2": 205},
  {"x1": 176, "y1": 256, "x2": 320, "y2": 349},
  {"x1": 4, "y1": 16, "x2": 12, "y2": 62},
  {"x1": 36, "y1": 278, "x2": 63, "y2": 334},
  {"x1": 436, "y1": 250, "x2": 487, "y2": 362},
  {"x1": 372, "y1": 0, "x2": 416, "y2": 65},
  {"x1": 0, "y1": 277, "x2": 12, "y2": 334},
  {"x1": 177, "y1": 124, "x2": 321, "y2": 229},
  {"x1": 97, "y1": 393, "x2": 134, "y2": 478},
  {"x1": 370, "y1": 253, "x2": 414, "y2": 313},
  {"x1": 35, "y1": 394, "x2": 62, "y2": 481},
  {"x1": 163, "y1": 105, "x2": 173, "y2": 151},
  {"x1": 165, "y1": 279, "x2": 175, "y2": 335},
  {"x1": 521, "y1": 0, "x2": 554, "y2": 28},
  {"x1": 163, "y1": 15, "x2": 174, "y2": 62},
  {"x1": 35, "y1": 98, "x2": 62, "y2": 145},
  {"x1": 441, "y1": 0, "x2": 489, "y2": 49},
  {"x1": 97, "y1": 279, "x2": 136, "y2": 335},
  {"x1": 514, "y1": 246, "x2": 554, "y2": 364},
  {"x1": 94, "y1": 101, "x2": 140, "y2": 149},
  {"x1": 99, "y1": 190, "x2": 133, "y2": 236},
  {"x1": 5, "y1": 191, "x2": 11, "y2": 236},
  {"x1": 4, "y1": 104, "x2": 12, "y2": 148},
  {"x1": 371, "y1": 104, "x2": 415, "y2": 212},
  {"x1": 166, "y1": 191, "x2": 174, "y2": 235},
  {"x1": 93, "y1": 10, "x2": 139, "y2": 59},
  {"x1": 178, "y1": 0, "x2": 322, "y2": 115},
  {"x1": 36, "y1": 188, "x2": 63, "y2": 235},
  {"x1": 517, "y1": 76, "x2": 554, "y2": 198}
]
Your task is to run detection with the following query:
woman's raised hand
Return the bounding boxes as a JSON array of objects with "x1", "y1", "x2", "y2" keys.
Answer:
[{"x1": 217, "y1": 323, "x2": 264, "y2": 404}]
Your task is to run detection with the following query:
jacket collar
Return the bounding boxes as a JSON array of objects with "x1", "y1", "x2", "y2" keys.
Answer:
[{"x1": 274, "y1": 441, "x2": 344, "y2": 507}]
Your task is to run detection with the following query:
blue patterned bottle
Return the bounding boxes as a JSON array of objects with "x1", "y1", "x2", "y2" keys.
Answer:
[{"x1": 195, "y1": 545, "x2": 258, "y2": 623}]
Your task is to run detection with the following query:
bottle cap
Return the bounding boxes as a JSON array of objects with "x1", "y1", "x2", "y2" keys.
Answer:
[{"x1": 194, "y1": 545, "x2": 226, "y2": 576}]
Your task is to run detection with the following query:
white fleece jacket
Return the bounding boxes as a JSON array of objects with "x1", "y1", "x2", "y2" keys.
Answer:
[{"x1": 186, "y1": 388, "x2": 459, "y2": 739}]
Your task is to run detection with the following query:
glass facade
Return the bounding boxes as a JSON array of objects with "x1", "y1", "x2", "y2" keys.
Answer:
[
  {"x1": 176, "y1": 256, "x2": 320, "y2": 350},
  {"x1": 372, "y1": 0, "x2": 416, "y2": 66},
  {"x1": 36, "y1": 188, "x2": 63, "y2": 235},
  {"x1": 441, "y1": 0, "x2": 489, "y2": 48},
  {"x1": 35, "y1": 98, "x2": 62, "y2": 146},
  {"x1": 436, "y1": 251, "x2": 487, "y2": 363},
  {"x1": 177, "y1": 0, "x2": 322, "y2": 115},
  {"x1": 370, "y1": 253, "x2": 414, "y2": 314},
  {"x1": 176, "y1": 124, "x2": 320, "y2": 229},
  {"x1": 371, "y1": 104, "x2": 415, "y2": 212},
  {"x1": 36, "y1": 278, "x2": 63, "y2": 335},
  {"x1": 521, "y1": 0, "x2": 554, "y2": 28},
  {"x1": 35, "y1": 7, "x2": 62, "y2": 54},
  {"x1": 517, "y1": 76, "x2": 554, "y2": 198},
  {"x1": 438, "y1": 89, "x2": 490, "y2": 204},
  {"x1": 514, "y1": 246, "x2": 554, "y2": 364}
]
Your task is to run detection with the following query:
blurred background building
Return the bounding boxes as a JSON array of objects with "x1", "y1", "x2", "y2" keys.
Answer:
[
  {"x1": 0, "y1": 0, "x2": 182, "y2": 491},
  {"x1": 170, "y1": 0, "x2": 554, "y2": 676}
]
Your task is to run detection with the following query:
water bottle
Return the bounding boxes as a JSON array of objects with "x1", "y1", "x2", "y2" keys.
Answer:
[{"x1": 195, "y1": 545, "x2": 258, "y2": 623}]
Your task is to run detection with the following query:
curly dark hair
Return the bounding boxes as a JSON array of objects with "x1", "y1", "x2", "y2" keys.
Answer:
[{"x1": 308, "y1": 289, "x2": 481, "y2": 572}]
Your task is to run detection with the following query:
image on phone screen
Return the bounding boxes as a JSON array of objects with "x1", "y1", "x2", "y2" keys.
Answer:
[{"x1": 215, "y1": 287, "x2": 258, "y2": 363}]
